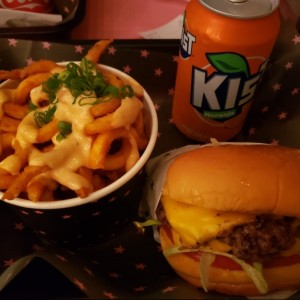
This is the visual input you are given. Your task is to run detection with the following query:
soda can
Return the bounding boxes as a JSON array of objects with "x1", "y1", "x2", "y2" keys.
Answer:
[{"x1": 172, "y1": 0, "x2": 281, "y2": 142}]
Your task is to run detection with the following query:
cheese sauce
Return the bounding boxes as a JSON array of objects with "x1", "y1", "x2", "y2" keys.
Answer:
[{"x1": 16, "y1": 86, "x2": 94, "y2": 191}]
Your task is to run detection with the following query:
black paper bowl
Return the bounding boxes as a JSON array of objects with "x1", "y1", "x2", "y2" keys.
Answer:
[{"x1": 0, "y1": 64, "x2": 158, "y2": 248}]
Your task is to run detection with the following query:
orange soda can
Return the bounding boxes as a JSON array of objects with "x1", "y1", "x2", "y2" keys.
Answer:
[{"x1": 172, "y1": 0, "x2": 281, "y2": 142}]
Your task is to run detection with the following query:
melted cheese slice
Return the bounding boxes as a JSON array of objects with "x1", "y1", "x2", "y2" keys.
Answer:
[{"x1": 161, "y1": 196, "x2": 254, "y2": 247}]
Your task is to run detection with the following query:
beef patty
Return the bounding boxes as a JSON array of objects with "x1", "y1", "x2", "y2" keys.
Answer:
[{"x1": 217, "y1": 215, "x2": 300, "y2": 263}]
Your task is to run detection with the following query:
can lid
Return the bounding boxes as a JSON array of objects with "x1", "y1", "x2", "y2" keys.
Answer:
[{"x1": 199, "y1": 0, "x2": 279, "y2": 19}]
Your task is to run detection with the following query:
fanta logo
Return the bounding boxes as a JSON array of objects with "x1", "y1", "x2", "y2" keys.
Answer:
[
  {"x1": 180, "y1": 28, "x2": 196, "y2": 59},
  {"x1": 191, "y1": 52, "x2": 267, "y2": 121}
]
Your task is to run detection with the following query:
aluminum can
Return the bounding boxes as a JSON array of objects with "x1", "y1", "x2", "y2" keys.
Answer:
[{"x1": 172, "y1": 0, "x2": 280, "y2": 142}]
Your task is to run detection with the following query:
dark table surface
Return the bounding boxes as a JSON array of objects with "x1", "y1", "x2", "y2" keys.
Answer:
[{"x1": 0, "y1": 20, "x2": 300, "y2": 299}]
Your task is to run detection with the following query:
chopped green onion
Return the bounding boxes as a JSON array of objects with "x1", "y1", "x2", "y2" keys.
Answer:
[
  {"x1": 56, "y1": 121, "x2": 72, "y2": 141},
  {"x1": 34, "y1": 105, "x2": 57, "y2": 128}
]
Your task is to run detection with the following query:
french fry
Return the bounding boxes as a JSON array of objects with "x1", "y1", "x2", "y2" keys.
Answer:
[
  {"x1": 0, "y1": 60, "x2": 59, "y2": 81},
  {"x1": 0, "y1": 174, "x2": 18, "y2": 189},
  {"x1": 14, "y1": 72, "x2": 52, "y2": 104},
  {"x1": 0, "y1": 132, "x2": 14, "y2": 152},
  {"x1": 3, "y1": 102, "x2": 29, "y2": 120},
  {"x1": 89, "y1": 128, "x2": 131, "y2": 169},
  {"x1": 75, "y1": 166, "x2": 94, "y2": 198},
  {"x1": 90, "y1": 98, "x2": 121, "y2": 118},
  {"x1": 85, "y1": 113, "x2": 114, "y2": 135},
  {"x1": 1, "y1": 165, "x2": 49, "y2": 200},
  {"x1": 36, "y1": 118, "x2": 59, "y2": 143},
  {"x1": 84, "y1": 39, "x2": 113, "y2": 64},
  {"x1": 0, "y1": 116, "x2": 21, "y2": 132},
  {"x1": 27, "y1": 177, "x2": 58, "y2": 202}
]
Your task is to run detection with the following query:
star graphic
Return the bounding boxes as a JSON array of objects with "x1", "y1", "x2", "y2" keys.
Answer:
[
  {"x1": 103, "y1": 290, "x2": 117, "y2": 299},
  {"x1": 42, "y1": 42, "x2": 51, "y2": 50},
  {"x1": 272, "y1": 83, "x2": 281, "y2": 91},
  {"x1": 74, "y1": 45, "x2": 84, "y2": 54},
  {"x1": 20, "y1": 210, "x2": 29, "y2": 215},
  {"x1": 109, "y1": 272, "x2": 120, "y2": 278},
  {"x1": 114, "y1": 245, "x2": 125, "y2": 254},
  {"x1": 32, "y1": 244, "x2": 45, "y2": 251},
  {"x1": 84, "y1": 267, "x2": 94, "y2": 276},
  {"x1": 270, "y1": 139, "x2": 279, "y2": 145},
  {"x1": 26, "y1": 58, "x2": 34, "y2": 65},
  {"x1": 134, "y1": 286, "x2": 146, "y2": 292},
  {"x1": 92, "y1": 211, "x2": 101, "y2": 216},
  {"x1": 61, "y1": 215, "x2": 72, "y2": 219},
  {"x1": 108, "y1": 46, "x2": 117, "y2": 55},
  {"x1": 135, "y1": 262, "x2": 146, "y2": 270},
  {"x1": 14, "y1": 222, "x2": 25, "y2": 231},
  {"x1": 291, "y1": 87, "x2": 299, "y2": 96},
  {"x1": 34, "y1": 210, "x2": 44, "y2": 215},
  {"x1": 248, "y1": 127, "x2": 256, "y2": 135},
  {"x1": 3, "y1": 259, "x2": 14, "y2": 267},
  {"x1": 162, "y1": 286, "x2": 176, "y2": 293},
  {"x1": 284, "y1": 61, "x2": 293, "y2": 70},
  {"x1": 123, "y1": 65, "x2": 132, "y2": 74},
  {"x1": 55, "y1": 255, "x2": 68, "y2": 262},
  {"x1": 154, "y1": 68, "x2": 163, "y2": 77},
  {"x1": 261, "y1": 106, "x2": 269, "y2": 113},
  {"x1": 73, "y1": 278, "x2": 87, "y2": 292},
  {"x1": 154, "y1": 103, "x2": 160, "y2": 110},
  {"x1": 140, "y1": 49, "x2": 150, "y2": 58},
  {"x1": 173, "y1": 55, "x2": 179, "y2": 62},
  {"x1": 278, "y1": 112, "x2": 287, "y2": 120},
  {"x1": 168, "y1": 88, "x2": 174, "y2": 96},
  {"x1": 8, "y1": 39, "x2": 17, "y2": 47},
  {"x1": 292, "y1": 34, "x2": 300, "y2": 44},
  {"x1": 169, "y1": 118, "x2": 174, "y2": 124}
]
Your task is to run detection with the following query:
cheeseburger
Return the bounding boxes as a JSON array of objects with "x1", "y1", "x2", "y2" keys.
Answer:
[{"x1": 144, "y1": 143, "x2": 300, "y2": 296}]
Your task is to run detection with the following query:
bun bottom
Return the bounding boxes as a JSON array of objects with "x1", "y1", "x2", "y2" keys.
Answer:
[{"x1": 160, "y1": 227, "x2": 300, "y2": 296}]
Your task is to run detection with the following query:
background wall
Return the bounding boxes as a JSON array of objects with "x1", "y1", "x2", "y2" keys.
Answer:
[{"x1": 70, "y1": 0, "x2": 300, "y2": 40}]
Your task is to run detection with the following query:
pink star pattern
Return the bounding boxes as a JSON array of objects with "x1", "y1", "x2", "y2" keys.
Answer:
[
  {"x1": 75, "y1": 45, "x2": 84, "y2": 54},
  {"x1": 248, "y1": 127, "x2": 256, "y2": 135},
  {"x1": 134, "y1": 286, "x2": 146, "y2": 292},
  {"x1": 123, "y1": 65, "x2": 132, "y2": 74},
  {"x1": 162, "y1": 286, "x2": 176, "y2": 293},
  {"x1": 42, "y1": 42, "x2": 51, "y2": 50},
  {"x1": 61, "y1": 215, "x2": 72, "y2": 219},
  {"x1": 103, "y1": 290, "x2": 117, "y2": 299},
  {"x1": 108, "y1": 46, "x2": 117, "y2": 55},
  {"x1": 73, "y1": 278, "x2": 87, "y2": 292},
  {"x1": 168, "y1": 88, "x2": 174, "y2": 96},
  {"x1": 292, "y1": 34, "x2": 300, "y2": 44},
  {"x1": 114, "y1": 245, "x2": 125, "y2": 254},
  {"x1": 278, "y1": 112, "x2": 287, "y2": 120},
  {"x1": 284, "y1": 61, "x2": 293, "y2": 69},
  {"x1": 55, "y1": 255, "x2": 68, "y2": 262},
  {"x1": 109, "y1": 272, "x2": 120, "y2": 279},
  {"x1": 291, "y1": 87, "x2": 299, "y2": 96},
  {"x1": 14, "y1": 222, "x2": 24, "y2": 231},
  {"x1": 272, "y1": 83, "x2": 281, "y2": 91},
  {"x1": 155, "y1": 67, "x2": 163, "y2": 77},
  {"x1": 135, "y1": 262, "x2": 146, "y2": 270},
  {"x1": 8, "y1": 39, "x2": 17, "y2": 47},
  {"x1": 26, "y1": 58, "x2": 34, "y2": 65},
  {"x1": 261, "y1": 106, "x2": 269, "y2": 113},
  {"x1": 140, "y1": 49, "x2": 150, "y2": 58}
]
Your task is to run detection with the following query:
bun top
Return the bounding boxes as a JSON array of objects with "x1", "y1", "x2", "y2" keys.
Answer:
[{"x1": 163, "y1": 144, "x2": 300, "y2": 217}]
